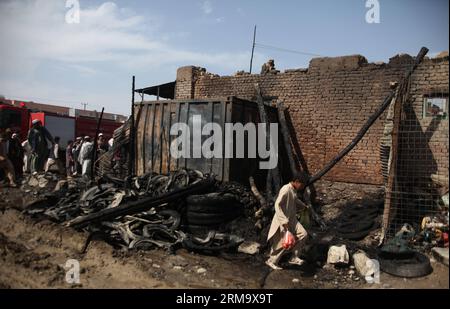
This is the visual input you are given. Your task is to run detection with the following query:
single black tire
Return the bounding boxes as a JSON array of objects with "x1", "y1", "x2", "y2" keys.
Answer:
[
  {"x1": 185, "y1": 211, "x2": 242, "y2": 226},
  {"x1": 186, "y1": 193, "x2": 240, "y2": 214},
  {"x1": 379, "y1": 252, "x2": 433, "y2": 278}
]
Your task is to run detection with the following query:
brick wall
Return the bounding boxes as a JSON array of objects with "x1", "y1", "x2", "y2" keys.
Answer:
[{"x1": 175, "y1": 54, "x2": 449, "y2": 185}]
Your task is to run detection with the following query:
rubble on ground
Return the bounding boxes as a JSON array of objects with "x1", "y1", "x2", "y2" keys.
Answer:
[
  {"x1": 1, "y1": 168, "x2": 446, "y2": 288},
  {"x1": 22, "y1": 169, "x2": 259, "y2": 255}
]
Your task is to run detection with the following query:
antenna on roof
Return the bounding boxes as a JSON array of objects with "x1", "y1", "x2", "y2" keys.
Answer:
[{"x1": 249, "y1": 25, "x2": 257, "y2": 74}]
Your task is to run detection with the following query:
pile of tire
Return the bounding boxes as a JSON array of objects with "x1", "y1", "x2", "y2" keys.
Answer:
[
  {"x1": 335, "y1": 205, "x2": 381, "y2": 240},
  {"x1": 183, "y1": 192, "x2": 243, "y2": 232}
]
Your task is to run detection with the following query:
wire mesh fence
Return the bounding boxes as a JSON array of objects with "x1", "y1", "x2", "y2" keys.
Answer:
[{"x1": 384, "y1": 56, "x2": 449, "y2": 239}]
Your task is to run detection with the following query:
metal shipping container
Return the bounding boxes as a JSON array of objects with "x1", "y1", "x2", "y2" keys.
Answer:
[{"x1": 133, "y1": 96, "x2": 283, "y2": 186}]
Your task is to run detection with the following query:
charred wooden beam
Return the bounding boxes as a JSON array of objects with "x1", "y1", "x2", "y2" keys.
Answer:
[
  {"x1": 308, "y1": 47, "x2": 429, "y2": 186},
  {"x1": 307, "y1": 92, "x2": 395, "y2": 185},
  {"x1": 277, "y1": 101, "x2": 298, "y2": 178},
  {"x1": 284, "y1": 108, "x2": 319, "y2": 208},
  {"x1": 254, "y1": 83, "x2": 282, "y2": 194}
]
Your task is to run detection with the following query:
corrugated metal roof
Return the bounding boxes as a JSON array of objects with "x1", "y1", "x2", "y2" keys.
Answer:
[{"x1": 135, "y1": 81, "x2": 176, "y2": 99}]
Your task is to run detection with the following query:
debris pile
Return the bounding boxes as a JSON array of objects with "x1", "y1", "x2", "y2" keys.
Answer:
[{"x1": 24, "y1": 169, "x2": 259, "y2": 254}]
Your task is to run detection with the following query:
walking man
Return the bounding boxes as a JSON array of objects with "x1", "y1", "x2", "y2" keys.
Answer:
[{"x1": 266, "y1": 173, "x2": 309, "y2": 270}]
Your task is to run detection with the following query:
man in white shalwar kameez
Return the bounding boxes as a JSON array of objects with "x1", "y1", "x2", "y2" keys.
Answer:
[
  {"x1": 266, "y1": 173, "x2": 309, "y2": 270},
  {"x1": 79, "y1": 136, "x2": 93, "y2": 179}
]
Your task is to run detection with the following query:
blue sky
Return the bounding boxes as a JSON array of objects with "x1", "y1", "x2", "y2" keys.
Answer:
[{"x1": 0, "y1": 0, "x2": 448, "y2": 115}]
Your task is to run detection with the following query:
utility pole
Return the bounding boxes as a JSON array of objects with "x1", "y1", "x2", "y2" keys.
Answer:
[
  {"x1": 249, "y1": 25, "x2": 257, "y2": 74},
  {"x1": 81, "y1": 102, "x2": 88, "y2": 110}
]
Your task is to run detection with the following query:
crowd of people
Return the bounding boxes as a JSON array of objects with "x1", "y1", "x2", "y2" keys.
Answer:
[{"x1": 0, "y1": 119, "x2": 113, "y2": 187}]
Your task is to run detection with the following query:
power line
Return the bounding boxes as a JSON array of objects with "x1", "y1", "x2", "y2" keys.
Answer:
[{"x1": 254, "y1": 43, "x2": 325, "y2": 57}]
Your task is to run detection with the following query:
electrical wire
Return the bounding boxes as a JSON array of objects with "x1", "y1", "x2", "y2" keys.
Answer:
[{"x1": 254, "y1": 43, "x2": 325, "y2": 57}]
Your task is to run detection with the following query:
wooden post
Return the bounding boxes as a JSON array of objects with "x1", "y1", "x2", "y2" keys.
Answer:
[
  {"x1": 277, "y1": 101, "x2": 297, "y2": 177},
  {"x1": 254, "y1": 84, "x2": 282, "y2": 196},
  {"x1": 91, "y1": 107, "x2": 105, "y2": 180}
]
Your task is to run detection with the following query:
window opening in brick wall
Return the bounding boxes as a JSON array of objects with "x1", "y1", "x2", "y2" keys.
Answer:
[{"x1": 423, "y1": 95, "x2": 448, "y2": 119}]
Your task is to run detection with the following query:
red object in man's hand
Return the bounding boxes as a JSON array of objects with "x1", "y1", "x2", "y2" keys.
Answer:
[{"x1": 282, "y1": 230, "x2": 296, "y2": 250}]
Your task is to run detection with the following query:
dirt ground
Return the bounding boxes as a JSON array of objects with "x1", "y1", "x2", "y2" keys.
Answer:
[{"x1": 0, "y1": 182, "x2": 448, "y2": 289}]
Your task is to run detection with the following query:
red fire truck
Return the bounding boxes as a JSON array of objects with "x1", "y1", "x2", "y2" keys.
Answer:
[{"x1": 0, "y1": 101, "x2": 124, "y2": 148}]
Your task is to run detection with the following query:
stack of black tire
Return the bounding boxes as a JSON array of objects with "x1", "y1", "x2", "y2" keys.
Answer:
[{"x1": 183, "y1": 192, "x2": 243, "y2": 233}]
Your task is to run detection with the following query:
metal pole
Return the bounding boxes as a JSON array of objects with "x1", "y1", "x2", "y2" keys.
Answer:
[
  {"x1": 249, "y1": 25, "x2": 257, "y2": 74},
  {"x1": 128, "y1": 76, "x2": 135, "y2": 181}
]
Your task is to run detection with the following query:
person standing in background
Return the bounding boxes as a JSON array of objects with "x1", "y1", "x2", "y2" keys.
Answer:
[
  {"x1": 72, "y1": 137, "x2": 83, "y2": 176},
  {"x1": 79, "y1": 136, "x2": 93, "y2": 179},
  {"x1": 28, "y1": 119, "x2": 54, "y2": 174},
  {"x1": 98, "y1": 133, "x2": 109, "y2": 153},
  {"x1": 0, "y1": 131, "x2": 17, "y2": 187},
  {"x1": 8, "y1": 132, "x2": 24, "y2": 180},
  {"x1": 66, "y1": 140, "x2": 74, "y2": 176}
]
